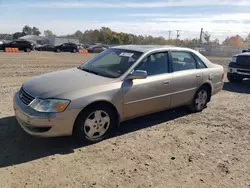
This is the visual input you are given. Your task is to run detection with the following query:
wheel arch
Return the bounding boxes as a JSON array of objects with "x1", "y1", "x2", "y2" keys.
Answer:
[
  {"x1": 199, "y1": 82, "x2": 212, "y2": 102},
  {"x1": 73, "y1": 100, "x2": 120, "y2": 134}
]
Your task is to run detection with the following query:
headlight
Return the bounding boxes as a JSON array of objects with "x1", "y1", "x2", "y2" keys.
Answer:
[
  {"x1": 231, "y1": 56, "x2": 237, "y2": 63},
  {"x1": 30, "y1": 99, "x2": 70, "y2": 113}
]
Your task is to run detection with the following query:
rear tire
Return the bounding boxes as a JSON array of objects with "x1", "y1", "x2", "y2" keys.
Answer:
[
  {"x1": 56, "y1": 48, "x2": 61, "y2": 53},
  {"x1": 227, "y1": 74, "x2": 243, "y2": 83},
  {"x1": 189, "y1": 86, "x2": 209, "y2": 113},
  {"x1": 73, "y1": 105, "x2": 118, "y2": 145},
  {"x1": 25, "y1": 48, "x2": 31, "y2": 52},
  {"x1": 72, "y1": 49, "x2": 77, "y2": 53}
]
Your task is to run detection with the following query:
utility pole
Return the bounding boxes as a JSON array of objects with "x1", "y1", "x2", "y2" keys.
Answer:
[
  {"x1": 199, "y1": 28, "x2": 203, "y2": 45},
  {"x1": 168, "y1": 31, "x2": 171, "y2": 40},
  {"x1": 176, "y1": 30, "x2": 180, "y2": 40}
]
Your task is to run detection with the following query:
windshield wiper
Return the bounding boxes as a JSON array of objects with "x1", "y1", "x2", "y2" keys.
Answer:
[
  {"x1": 78, "y1": 66, "x2": 116, "y2": 78},
  {"x1": 78, "y1": 67, "x2": 101, "y2": 76}
]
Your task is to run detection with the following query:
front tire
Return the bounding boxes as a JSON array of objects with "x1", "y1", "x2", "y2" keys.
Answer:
[
  {"x1": 227, "y1": 74, "x2": 243, "y2": 83},
  {"x1": 73, "y1": 105, "x2": 118, "y2": 144},
  {"x1": 56, "y1": 48, "x2": 61, "y2": 53},
  {"x1": 189, "y1": 87, "x2": 209, "y2": 113}
]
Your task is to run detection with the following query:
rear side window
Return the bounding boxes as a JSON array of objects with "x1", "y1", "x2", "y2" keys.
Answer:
[
  {"x1": 171, "y1": 51, "x2": 196, "y2": 72},
  {"x1": 193, "y1": 54, "x2": 207, "y2": 69}
]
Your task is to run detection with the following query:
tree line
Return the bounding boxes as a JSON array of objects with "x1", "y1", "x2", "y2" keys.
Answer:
[{"x1": 0, "y1": 25, "x2": 250, "y2": 48}]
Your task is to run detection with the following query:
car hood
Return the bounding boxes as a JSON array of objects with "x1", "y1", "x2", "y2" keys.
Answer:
[{"x1": 22, "y1": 67, "x2": 115, "y2": 98}]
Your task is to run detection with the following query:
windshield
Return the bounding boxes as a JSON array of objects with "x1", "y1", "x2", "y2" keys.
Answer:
[{"x1": 79, "y1": 48, "x2": 143, "y2": 78}]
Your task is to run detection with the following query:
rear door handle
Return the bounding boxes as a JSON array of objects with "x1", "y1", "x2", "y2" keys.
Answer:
[
  {"x1": 196, "y1": 74, "x2": 201, "y2": 78},
  {"x1": 163, "y1": 80, "x2": 170, "y2": 85}
]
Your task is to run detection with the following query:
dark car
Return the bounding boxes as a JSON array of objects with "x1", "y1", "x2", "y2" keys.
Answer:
[
  {"x1": 227, "y1": 52, "x2": 250, "y2": 82},
  {"x1": 87, "y1": 44, "x2": 109, "y2": 53},
  {"x1": 85, "y1": 43, "x2": 102, "y2": 48},
  {"x1": 54, "y1": 43, "x2": 79, "y2": 53},
  {"x1": 242, "y1": 49, "x2": 250, "y2": 53},
  {"x1": 35, "y1": 44, "x2": 55, "y2": 51},
  {"x1": 0, "y1": 40, "x2": 35, "y2": 52}
]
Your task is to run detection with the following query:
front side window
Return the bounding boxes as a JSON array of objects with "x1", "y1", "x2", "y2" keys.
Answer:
[
  {"x1": 136, "y1": 52, "x2": 169, "y2": 76},
  {"x1": 79, "y1": 48, "x2": 143, "y2": 78},
  {"x1": 171, "y1": 51, "x2": 197, "y2": 72}
]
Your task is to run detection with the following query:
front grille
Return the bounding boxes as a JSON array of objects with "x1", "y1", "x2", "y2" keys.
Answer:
[
  {"x1": 236, "y1": 56, "x2": 250, "y2": 67},
  {"x1": 238, "y1": 69, "x2": 250, "y2": 74},
  {"x1": 19, "y1": 87, "x2": 35, "y2": 105}
]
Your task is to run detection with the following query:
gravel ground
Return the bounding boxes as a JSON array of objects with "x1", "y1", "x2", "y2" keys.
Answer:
[{"x1": 0, "y1": 52, "x2": 250, "y2": 188}]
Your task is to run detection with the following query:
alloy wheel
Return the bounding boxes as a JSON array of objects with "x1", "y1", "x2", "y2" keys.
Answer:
[
  {"x1": 195, "y1": 90, "x2": 208, "y2": 111},
  {"x1": 83, "y1": 110, "x2": 110, "y2": 139}
]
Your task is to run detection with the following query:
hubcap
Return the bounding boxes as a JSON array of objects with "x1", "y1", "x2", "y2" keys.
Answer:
[
  {"x1": 195, "y1": 90, "x2": 208, "y2": 111},
  {"x1": 83, "y1": 110, "x2": 110, "y2": 139}
]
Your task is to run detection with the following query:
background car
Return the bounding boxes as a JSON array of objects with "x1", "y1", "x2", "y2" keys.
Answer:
[
  {"x1": 242, "y1": 49, "x2": 250, "y2": 53},
  {"x1": 35, "y1": 44, "x2": 55, "y2": 51},
  {"x1": 76, "y1": 43, "x2": 85, "y2": 50},
  {"x1": 87, "y1": 44, "x2": 109, "y2": 53},
  {"x1": 0, "y1": 40, "x2": 35, "y2": 52},
  {"x1": 227, "y1": 52, "x2": 250, "y2": 82},
  {"x1": 54, "y1": 42, "x2": 79, "y2": 53}
]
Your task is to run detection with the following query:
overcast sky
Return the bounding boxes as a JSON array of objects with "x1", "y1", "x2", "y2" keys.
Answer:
[{"x1": 0, "y1": 0, "x2": 250, "y2": 42}]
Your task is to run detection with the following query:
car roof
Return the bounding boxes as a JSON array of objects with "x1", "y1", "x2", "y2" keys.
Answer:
[{"x1": 111, "y1": 45, "x2": 193, "y2": 53}]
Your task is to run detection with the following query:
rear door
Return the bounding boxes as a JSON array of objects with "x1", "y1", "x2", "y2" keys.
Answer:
[
  {"x1": 19, "y1": 41, "x2": 27, "y2": 50},
  {"x1": 170, "y1": 51, "x2": 203, "y2": 108},
  {"x1": 61, "y1": 43, "x2": 68, "y2": 51},
  {"x1": 66, "y1": 43, "x2": 74, "y2": 52},
  {"x1": 122, "y1": 51, "x2": 173, "y2": 119}
]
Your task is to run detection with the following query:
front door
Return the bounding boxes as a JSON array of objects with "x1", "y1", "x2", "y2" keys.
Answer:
[
  {"x1": 9, "y1": 41, "x2": 18, "y2": 48},
  {"x1": 122, "y1": 52, "x2": 173, "y2": 120},
  {"x1": 170, "y1": 51, "x2": 203, "y2": 108}
]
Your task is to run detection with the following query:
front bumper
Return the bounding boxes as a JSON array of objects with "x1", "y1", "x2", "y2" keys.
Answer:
[
  {"x1": 13, "y1": 91, "x2": 81, "y2": 137},
  {"x1": 228, "y1": 67, "x2": 250, "y2": 78}
]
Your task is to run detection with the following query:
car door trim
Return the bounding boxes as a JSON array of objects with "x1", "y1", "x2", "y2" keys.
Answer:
[
  {"x1": 124, "y1": 87, "x2": 196, "y2": 105},
  {"x1": 124, "y1": 92, "x2": 172, "y2": 105}
]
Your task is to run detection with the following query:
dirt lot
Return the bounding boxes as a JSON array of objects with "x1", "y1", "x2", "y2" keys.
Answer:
[{"x1": 0, "y1": 52, "x2": 250, "y2": 188}]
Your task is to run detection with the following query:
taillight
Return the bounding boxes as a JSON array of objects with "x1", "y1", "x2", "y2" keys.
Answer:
[{"x1": 222, "y1": 72, "x2": 224, "y2": 80}]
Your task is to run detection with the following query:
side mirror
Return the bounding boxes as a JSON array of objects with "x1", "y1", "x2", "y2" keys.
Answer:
[{"x1": 126, "y1": 70, "x2": 147, "y2": 80}]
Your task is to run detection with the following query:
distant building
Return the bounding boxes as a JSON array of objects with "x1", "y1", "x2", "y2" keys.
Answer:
[
  {"x1": 18, "y1": 35, "x2": 49, "y2": 46},
  {"x1": 18, "y1": 35, "x2": 79, "y2": 46},
  {"x1": 47, "y1": 36, "x2": 79, "y2": 46}
]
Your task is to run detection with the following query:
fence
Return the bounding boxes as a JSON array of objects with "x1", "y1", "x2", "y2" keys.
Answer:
[{"x1": 188, "y1": 45, "x2": 244, "y2": 57}]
